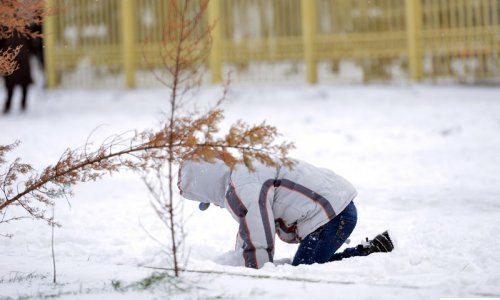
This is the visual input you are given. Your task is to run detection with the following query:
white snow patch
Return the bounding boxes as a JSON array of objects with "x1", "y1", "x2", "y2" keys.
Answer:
[{"x1": 1, "y1": 84, "x2": 500, "y2": 299}]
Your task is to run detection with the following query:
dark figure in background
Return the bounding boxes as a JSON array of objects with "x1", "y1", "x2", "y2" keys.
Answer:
[{"x1": 1, "y1": 32, "x2": 35, "y2": 114}]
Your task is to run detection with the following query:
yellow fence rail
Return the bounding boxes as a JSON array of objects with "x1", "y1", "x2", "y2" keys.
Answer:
[{"x1": 43, "y1": 0, "x2": 500, "y2": 88}]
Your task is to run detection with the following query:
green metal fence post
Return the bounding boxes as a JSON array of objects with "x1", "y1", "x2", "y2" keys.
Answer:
[
  {"x1": 43, "y1": 0, "x2": 57, "y2": 88},
  {"x1": 121, "y1": 0, "x2": 136, "y2": 88},
  {"x1": 301, "y1": 0, "x2": 318, "y2": 84},
  {"x1": 406, "y1": 0, "x2": 423, "y2": 81},
  {"x1": 208, "y1": 0, "x2": 223, "y2": 83}
]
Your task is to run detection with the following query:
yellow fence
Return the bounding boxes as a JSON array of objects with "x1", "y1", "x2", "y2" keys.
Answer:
[{"x1": 43, "y1": 0, "x2": 500, "y2": 88}]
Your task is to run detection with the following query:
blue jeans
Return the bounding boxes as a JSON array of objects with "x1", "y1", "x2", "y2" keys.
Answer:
[{"x1": 292, "y1": 201, "x2": 366, "y2": 265}]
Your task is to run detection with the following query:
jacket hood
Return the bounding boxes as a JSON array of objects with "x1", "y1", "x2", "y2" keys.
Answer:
[{"x1": 178, "y1": 160, "x2": 230, "y2": 208}]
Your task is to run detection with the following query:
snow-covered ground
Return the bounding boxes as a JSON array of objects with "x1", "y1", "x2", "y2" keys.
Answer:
[{"x1": 1, "y1": 84, "x2": 500, "y2": 299}]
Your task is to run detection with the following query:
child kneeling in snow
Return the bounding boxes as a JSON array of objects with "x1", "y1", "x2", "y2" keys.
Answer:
[{"x1": 177, "y1": 158, "x2": 393, "y2": 269}]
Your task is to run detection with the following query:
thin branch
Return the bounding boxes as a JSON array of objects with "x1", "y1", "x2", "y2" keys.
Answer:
[
  {"x1": 51, "y1": 206, "x2": 57, "y2": 284},
  {"x1": 140, "y1": 265, "x2": 426, "y2": 290}
]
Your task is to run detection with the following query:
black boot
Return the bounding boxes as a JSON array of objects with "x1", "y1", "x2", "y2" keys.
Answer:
[{"x1": 358, "y1": 231, "x2": 394, "y2": 255}]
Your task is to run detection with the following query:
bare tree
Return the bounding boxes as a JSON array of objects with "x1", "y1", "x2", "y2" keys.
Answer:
[
  {"x1": 0, "y1": 119, "x2": 293, "y2": 227},
  {"x1": 141, "y1": 0, "x2": 295, "y2": 276},
  {"x1": 0, "y1": 0, "x2": 45, "y2": 75},
  {"x1": 0, "y1": 0, "x2": 294, "y2": 277},
  {"x1": 143, "y1": 0, "x2": 214, "y2": 276}
]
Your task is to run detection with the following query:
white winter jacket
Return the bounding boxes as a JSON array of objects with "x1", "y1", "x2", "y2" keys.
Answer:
[{"x1": 178, "y1": 159, "x2": 357, "y2": 269}]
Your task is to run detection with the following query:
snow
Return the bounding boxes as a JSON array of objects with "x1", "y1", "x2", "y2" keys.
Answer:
[{"x1": 1, "y1": 83, "x2": 500, "y2": 299}]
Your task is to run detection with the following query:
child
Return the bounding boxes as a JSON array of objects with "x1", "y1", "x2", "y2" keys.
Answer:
[{"x1": 178, "y1": 158, "x2": 393, "y2": 268}]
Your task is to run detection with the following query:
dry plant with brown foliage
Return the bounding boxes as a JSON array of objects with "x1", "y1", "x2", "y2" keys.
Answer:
[
  {"x1": 143, "y1": 0, "x2": 294, "y2": 276},
  {"x1": 0, "y1": 0, "x2": 294, "y2": 275},
  {"x1": 0, "y1": 0, "x2": 45, "y2": 75}
]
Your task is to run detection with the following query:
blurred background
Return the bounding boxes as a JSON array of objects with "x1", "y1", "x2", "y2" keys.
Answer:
[{"x1": 42, "y1": 0, "x2": 500, "y2": 88}]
